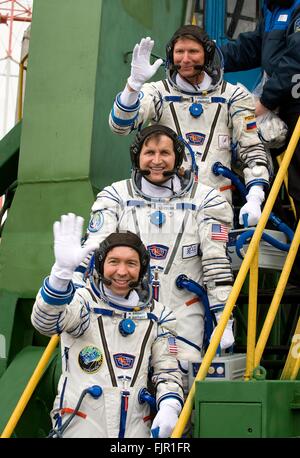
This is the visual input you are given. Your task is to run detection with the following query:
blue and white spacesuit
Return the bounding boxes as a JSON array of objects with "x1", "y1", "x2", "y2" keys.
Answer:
[
  {"x1": 109, "y1": 26, "x2": 270, "y2": 209},
  {"x1": 32, "y1": 224, "x2": 183, "y2": 438},
  {"x1": 75, "y1": 126, "x2": 235, "y2": 363}
]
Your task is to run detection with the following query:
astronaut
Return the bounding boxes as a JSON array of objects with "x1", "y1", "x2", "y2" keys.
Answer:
[
  {"x1": 109, "y1": 25, "x2": 271, "y2": 227},
  {"x1": 31, "y1": 214, "x2": 183, "y2": 438},
  {"x1": 75, "y1": 125, "x2": 235, "y2": 369}
]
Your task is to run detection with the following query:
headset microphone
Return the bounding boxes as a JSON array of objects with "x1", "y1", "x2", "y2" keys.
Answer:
[
  {"x1": 171, "y1": 64, "x2": 204, "y2": 73},
  {"x1": 141, "y1": 169, "x2": 176, "y2": 178},
  {"x1": 105, "y1": 278, "x2": 138, "y2": 288},
  {"x1": 128, "y1": 280, "x2": 139, "y2": 288},
  {"x1": 101, "y1": 276, "x2": 112, "y2": 286},
  {"x1": 193, "y1": 64, "x2": 204, "y2": 71},
  {"x1": 162, "y1": 170, "x2": 176, "y2": 177},
  {"x1": 139, "y1": 169, "x2": 151, "y2": 176}
]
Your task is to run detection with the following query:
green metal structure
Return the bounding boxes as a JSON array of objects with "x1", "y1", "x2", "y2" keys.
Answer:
[
  {"x1": 0, "y1": 0, "x2": 185, "y2": 436},
  {"x1": 194, "y1": 379, "x2": 300, "y2": 438}
]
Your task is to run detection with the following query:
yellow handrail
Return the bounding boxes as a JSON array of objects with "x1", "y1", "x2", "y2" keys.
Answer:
[
  {"x1": 254, "y1": 219, "x2": 300, "y2": 367},
  {"x1": 244, "y1": 249, "x2": 259, "y2": 380},
  {"x1": 1, "y1": 335, "x2": 59, "y2": 438},
  {"x1": 172, "y1": 115, "x2": 300, "y2": 438},
  {"x1": 277, "y1": 155, "x2": 297, "y2": 220}
]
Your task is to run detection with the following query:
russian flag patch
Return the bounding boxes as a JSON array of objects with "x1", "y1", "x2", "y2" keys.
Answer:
[{"x1": 246, "y1": 121, "x2": 257, "y2": 130}]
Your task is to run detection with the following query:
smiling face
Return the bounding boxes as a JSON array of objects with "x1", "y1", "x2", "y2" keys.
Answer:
[
  {"x1": 139, "y1": 134, "x2": 176, "y2": 184},
  {"x1": 173, "y1": 37, "x2": 205, "y2": 84},
  {"x1": 103, "y1": 246, "x2": 140, "y2": 296}
]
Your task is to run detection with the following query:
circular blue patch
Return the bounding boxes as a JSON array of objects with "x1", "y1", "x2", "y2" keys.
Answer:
[
  {"x1": 88, "y1": 211, "x2": 104, "y2": 233},
  {"x1": 189, "y1": 103, "x2": 203, "y2": 118},
  {"x1": 119, "y1": 319, "x2": 136, "y2": 336},
  {"x1": 78, "y1": 346, "x2": 103, "y2": 373},
  {"x1": 150, "y1": 211, "x2": 166, "y2": 227}
]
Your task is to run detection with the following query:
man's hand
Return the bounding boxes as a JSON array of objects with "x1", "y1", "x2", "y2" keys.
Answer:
[
  {"x1": 257, "y1": 111, "x2": 288, "y2": 149},
  {"x1": 50, "y1": 213, "x2": 98, "y2": 289},
  {"x1": 239, "y1": 185, "x2": 265, "y2": 227},
  {"x1": 255, "y1": 100, "x2": 269, "y2": 117},
  {"x1": 127, "y1": 37, "x2": 163, "y2": 92},
  {"x1": 151, "y1": 398, "x2": 181, "y2": 438},
  {"x1": 211, "y1": 312, "x2": 234, "y2": 350}
]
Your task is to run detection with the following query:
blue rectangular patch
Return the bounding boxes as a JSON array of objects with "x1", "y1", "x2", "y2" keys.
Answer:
[
  {"x1": 185, "y1": 132, "x2": 206, "y2": 145},
  {"x1": 113, "y1": 353, "x2": 135, "y2": 369},
  {"x1": 147, "y1": 244, "x2": 169, "y2": 260}
]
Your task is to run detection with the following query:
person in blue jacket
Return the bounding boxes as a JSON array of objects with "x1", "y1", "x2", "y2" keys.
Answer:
[{"x1": 221, "y1": 0, "x2": 300, "y2": 285}]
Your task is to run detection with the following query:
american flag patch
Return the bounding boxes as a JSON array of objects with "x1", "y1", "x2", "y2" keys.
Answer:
[
  {"x1": 168, "y1": 336, "x2": 178, "y2": 354},
  {"x1": 211, "y1": 224, "x2": 229, "y2": 242}
]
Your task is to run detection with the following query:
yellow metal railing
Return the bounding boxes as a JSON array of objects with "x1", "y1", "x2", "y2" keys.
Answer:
[
  {"x1": 277, "y1": 154, "x2": 297, "y2": 220},
  {"x1": 254, "y1": 218, "x2": 300, "y2": 367},
  {"x1": 244, "y1": 249, "x2": 259, "y2": 380},
  {"x1": 0, "y1": 335, "x2": 59, "y2": 438},
  {"x1": 172, "y1": 115, "x2": 300, "y2": 438}
]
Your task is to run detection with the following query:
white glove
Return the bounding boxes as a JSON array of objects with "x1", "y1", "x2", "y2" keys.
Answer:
[
  {"x1": 211, "y1": 312, "x2": 235, "y2": 350},
  {"x1": 151, "y1": 398, "x2": 181, "y2": 438},
  {"x1": 239, "y1": 185, "x2": 264, "y2": 227},
  {"x1": 127, "y1": 37, "x2": 163, "y2": 92},
  {"x1": 257, "y1": 111, "x2": 288, "y2": 149},
  {"x1": 49, "y1": 213, "x2": 98, "y2": 290}
]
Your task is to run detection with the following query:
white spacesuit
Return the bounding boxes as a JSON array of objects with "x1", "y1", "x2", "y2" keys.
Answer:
[
  {"x1": 31, "y1": 219, "x2": 183, "y2": 438},
  {"x1": 76, "y1": 126, "x2": 235, "y2": 362},
  {"x1": 109, "y1": 26, "x2": 271, "y2": 225}
]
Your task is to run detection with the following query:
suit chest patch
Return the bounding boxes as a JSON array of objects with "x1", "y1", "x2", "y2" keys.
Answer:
[
  {"x1": 182, "y1": 243, "x2": 199, "y2": 259},
  {"x1": 78, "y1": 346, "x2": 103, "y2": 373},
  {"x1": 113, "y1": 353, "x2": 135, "y2": 369}
]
